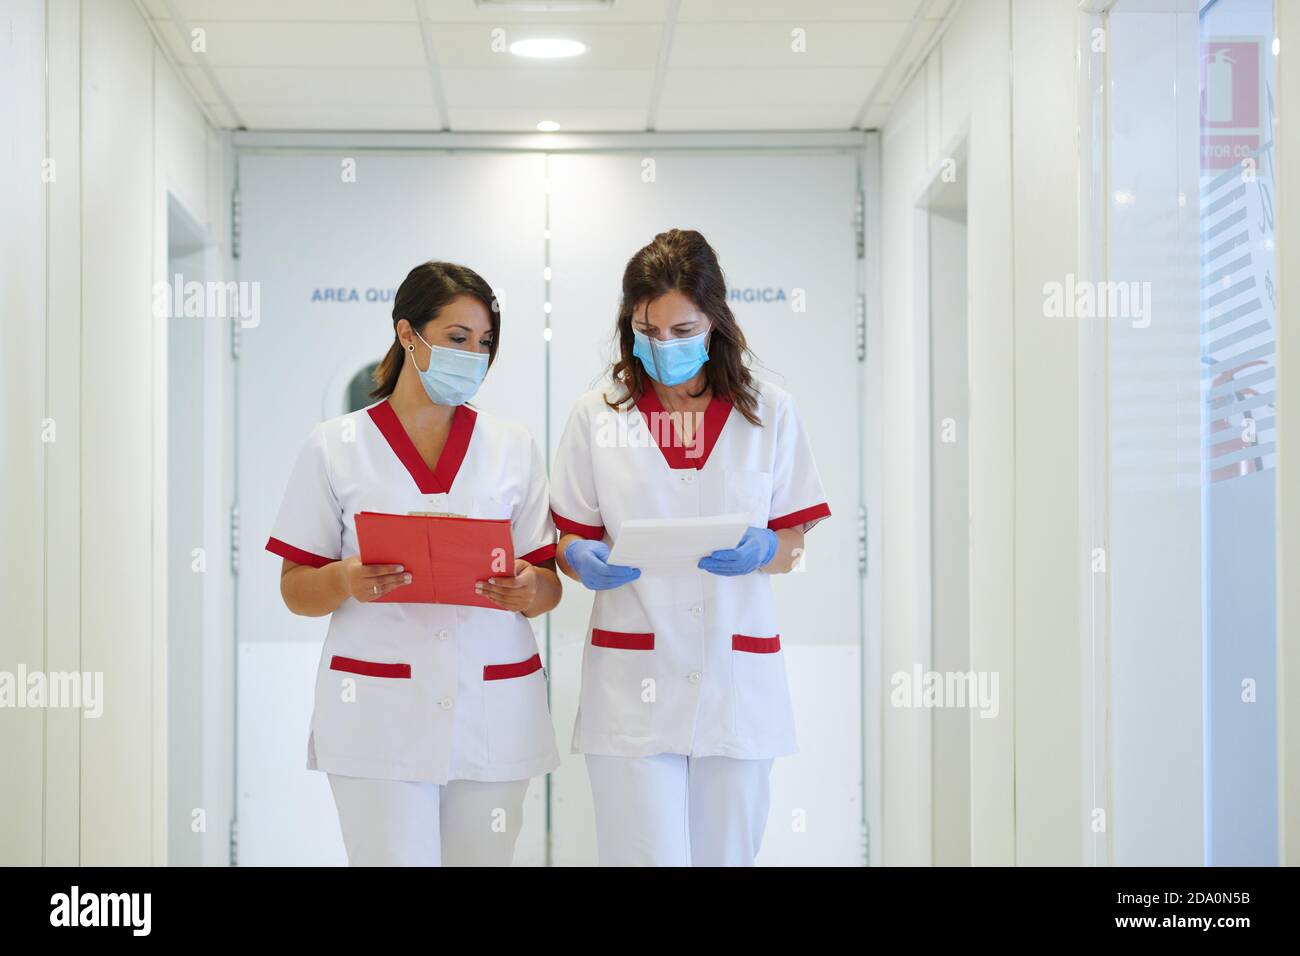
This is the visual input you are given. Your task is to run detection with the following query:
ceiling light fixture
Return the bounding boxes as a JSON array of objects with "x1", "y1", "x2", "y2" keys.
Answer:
[
  {"x1": 537, "y1": 120, "x2": 561, "y2": 132},
  {"x1": 509, "y1": 38, "x2": 588, "y2": 59}
]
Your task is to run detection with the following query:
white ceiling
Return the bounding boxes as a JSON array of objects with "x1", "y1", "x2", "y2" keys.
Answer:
[{"x1": 138, "y1": 0, "x2": 957, "y2": 133}]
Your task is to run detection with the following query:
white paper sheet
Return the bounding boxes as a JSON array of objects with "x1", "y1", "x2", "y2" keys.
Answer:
[{"x1": 607, "y1": 513, "x2": 750, "y2": 574}]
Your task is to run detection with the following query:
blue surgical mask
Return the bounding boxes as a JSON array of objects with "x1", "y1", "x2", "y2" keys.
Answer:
[
  {"x1": 409, "y1": 329, "x2": 489, "y2": 406},
  {"x1": 633, "y1": 326, "x2": 710, "y2": 386}
]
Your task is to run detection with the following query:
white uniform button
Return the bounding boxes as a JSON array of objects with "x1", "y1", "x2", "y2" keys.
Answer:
[
  {"x1": 688, "y1": 671, "x2": 702, "y2": 684},
  {"x1": 437, "y1": 629, "x2": 451, "y2": 641},
  {"x1": 689, "y1": 605, "x2": 703, "y2": 618},
  {"x1": 439, "y1": 698, "x2": 453, "y2": 710}
]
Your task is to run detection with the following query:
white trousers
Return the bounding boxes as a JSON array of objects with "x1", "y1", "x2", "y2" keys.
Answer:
[
  {"x1": 584, "y1": 753, "x2": 774, "y2": 866},
  {"x1": 327, "y1": 773, "x2": 530, "y2": 867}
]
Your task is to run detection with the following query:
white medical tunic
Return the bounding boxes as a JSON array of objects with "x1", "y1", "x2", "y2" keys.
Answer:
[
  {"x1": 550, "y1": 379, "x2": 830, "y2": 760},
  {"x1": 266, "y1": 399, "x2": 561, "y2": 785}
]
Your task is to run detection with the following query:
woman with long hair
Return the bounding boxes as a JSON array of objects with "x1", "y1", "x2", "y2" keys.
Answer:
[
  {"x1": 551, "y1": 230, "x2": 831, "y2": 866},
  {"x1": 267, "y1": 261, "x2": 560, "y2": 866}
]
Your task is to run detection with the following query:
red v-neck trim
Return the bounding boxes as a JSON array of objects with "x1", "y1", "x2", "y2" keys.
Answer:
[
  {"x1": 367, "y1": 399, "x2": 477, "y2": 494},
  {"x1": 634, "y1": 385, "x2": 732, "y2": 471}
]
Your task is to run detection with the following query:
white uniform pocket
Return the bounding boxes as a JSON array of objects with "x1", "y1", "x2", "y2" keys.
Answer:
[
  {"x1": 582, "y1": 628, "x2": 657, "y2": 740},
  {"x1": 483, "y1": 653, "x2": 555, "y2": 766},
  {"x1": 723, "y1": 470, "x2": 773, "y2": 528},
  {"x1": 731, "y1": 634, "x2": 796, "y2": 752},
  {"x1": 314, "y1": 655, "x2": 427, "y2": 769}
]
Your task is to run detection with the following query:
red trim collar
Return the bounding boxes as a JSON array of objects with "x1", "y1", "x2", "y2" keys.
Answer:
[
  {"x1": 634, "y1": 385, "x2": 732, "y2": 471},
  {"x1": 367, "y1": 399, "x2": 476, "y2": 495}
]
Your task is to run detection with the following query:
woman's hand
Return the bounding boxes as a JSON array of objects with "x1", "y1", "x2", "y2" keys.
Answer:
[
  {"x1": 563, "y1": 539, "x2": 641, "y2": 591},
  {"x1": 336, "y1": 555, "x2": 412, "y2": 602},
  {"x1": 698, "y1": 526, "x2": 779, "y2": 577},
  {"x1": 476, "y1": 558, "x2": 538, "y2": 612}
]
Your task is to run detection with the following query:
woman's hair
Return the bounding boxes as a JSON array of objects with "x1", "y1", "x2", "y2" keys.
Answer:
[
  {"x1": 606, "y1": 229, "x2": 761, "y2": 425},
  {"x1": 371, "y1": 261, "x2": 499, "y2": 399}
]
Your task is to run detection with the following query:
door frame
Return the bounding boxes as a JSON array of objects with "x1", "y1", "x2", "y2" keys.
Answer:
[{"x1": 227, "y1": 129, "x2": 882, "y2": 865}]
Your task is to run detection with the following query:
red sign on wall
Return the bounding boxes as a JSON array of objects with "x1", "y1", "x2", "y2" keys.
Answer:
[{"x1": 1201, "y1": 38, "x2": 1264, "y2": 171}]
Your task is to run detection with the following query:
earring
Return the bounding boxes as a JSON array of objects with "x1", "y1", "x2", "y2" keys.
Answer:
[{"x1": 407, "y1": 343, "x2": 415, "y2": 352}]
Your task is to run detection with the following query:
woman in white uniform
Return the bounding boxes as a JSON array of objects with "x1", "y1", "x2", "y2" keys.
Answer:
[
  {"x1": 267, "y1": 261, "x2": 561, "y2": 867},
  {"x1": 551, "y1": 229, "x2": 830, "y2": 866}
]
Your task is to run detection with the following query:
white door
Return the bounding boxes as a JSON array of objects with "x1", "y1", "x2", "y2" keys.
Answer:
[{"x1": 234, "y1": 147, "x2": 866, "y2": 866}]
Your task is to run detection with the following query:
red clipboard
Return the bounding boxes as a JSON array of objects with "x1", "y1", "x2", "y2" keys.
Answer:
[{"x1": 354, "y1": 511, "x2": 514, "y2": 608}]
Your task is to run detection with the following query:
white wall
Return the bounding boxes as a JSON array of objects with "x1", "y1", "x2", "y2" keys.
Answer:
[
  {"x1": 878, "y1": 0, "x2": 1088, "y2": 865},
  {"x1": 0, "y1": 0, "x2": 227, "y2": 865},
  {"x1": 928, "y1": 202, "x2": 970, "y2": 866},
  {"x1": 0, "y1": 0, "x2": 49, "y2": 869},
  {"x1": 1007, "y1": 0, "x2": 1088, "y2": 868}
]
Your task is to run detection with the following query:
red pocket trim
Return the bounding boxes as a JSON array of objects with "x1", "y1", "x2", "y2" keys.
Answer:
[
  {"x1": 732, "y1": 634, "x2": 781, "y2": 654},
  {"x1": 483, "y1": 653, "x2": 544, "y2": 681},
  {"x1": 592, "y1": 628, "x2": 655, "y2": 651},
  {"x1": 329, "y1": 655, "x2": 411, "y2": 679}
]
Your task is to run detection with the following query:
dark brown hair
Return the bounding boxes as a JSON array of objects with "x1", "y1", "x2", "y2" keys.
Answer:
[
  {"x1": 372, "y1": 261, "x2": 500, "y2": 399},
  {"x1": 607, "y1": 229, "x2": 761, "y2": 425}
]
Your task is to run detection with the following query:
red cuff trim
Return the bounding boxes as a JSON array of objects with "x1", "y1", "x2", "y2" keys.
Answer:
[
  {"x1": 592, "y1": 628, "x2": 655, "y2": 651},
  {"x1": 768, "y1": 502, "x2": 831, "y2": 532},
  {"x1": 330, "y1": 656, "x2": 411, "y2": 679},
  {"x1": 520, "y1": 543, "x2": 557, "y2": 564},
  {"x1": 552, "y1": 510, "x2": 605, "y2": 540},
  {"x1": 266, "y1": 536, "x2": 335, "y2": 569},
  {"x1": 483, "y1": 653, "x2": 544, "y2": 681},
  {"x1": 732, "y1": 634, "x2": 782, "y2": 654}
]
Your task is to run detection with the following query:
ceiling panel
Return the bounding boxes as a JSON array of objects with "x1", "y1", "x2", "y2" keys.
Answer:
[
  {"x1": 676, "y1": 0, "x2": 925, "y2": 21},
  {"x1": 209, "y1": 68, "x2": 437, "y2": 107},
  {"x1": 655, "y1": 104, "x2": 859, "y2": 130},
  {"x1": 146, "y1": 0, "x2": 419, "y2": 21},
  {"x1": 142, "y1": 0, "x2": 955, "y2": 132},
  {"x1": 659, "y1": 67, "x2": 883, "y2": 108},
  {"x1": 418, "y1": 0, "x2": 668, "y2": 23},
  {"x1": 669, "y1": 21, "x2": 909, "y2": 68},
  {"x1": 441, "y1": 68, "x2": 655, "y2": 108},
  {"x1": 156, "y1": 21, "x2": 428, "y2": 68},
  {"x1": 448, "y1": 107, "x2": 646, "y2": 131},
  {"x1": 237, "y1": 103, "x2": 441, "y2": 130}
]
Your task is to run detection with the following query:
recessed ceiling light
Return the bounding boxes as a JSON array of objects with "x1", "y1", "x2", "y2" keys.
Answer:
[
  {"x1": 509, "y1": 38, "x2": 588, "y2": 59},
  {"x1": 536, "y1": 120, "x2": 561, "y2": 132}
]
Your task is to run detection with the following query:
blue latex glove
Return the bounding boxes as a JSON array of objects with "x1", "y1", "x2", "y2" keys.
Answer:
[
  {"x1": 565, "y1": 539, "x2": 642, "y2": 591},
  {"x1": 698, "y1": 526, "x2": 779, "y2": 577}
]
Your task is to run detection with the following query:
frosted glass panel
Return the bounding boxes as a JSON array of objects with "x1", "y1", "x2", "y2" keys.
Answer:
[{"x1": 1105, "y1": 0, "x2": 1277, "y2": 866}]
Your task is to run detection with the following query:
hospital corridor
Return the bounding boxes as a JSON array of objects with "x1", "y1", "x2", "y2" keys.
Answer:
[{"x1": 0, "y1": 0, "x2": 1297, "y2": 931}]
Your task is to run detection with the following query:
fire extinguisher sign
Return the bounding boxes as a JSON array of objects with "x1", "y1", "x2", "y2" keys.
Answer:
[{"x1": 1201, "y1": 38, "x2": 1264, "y2": 171}]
